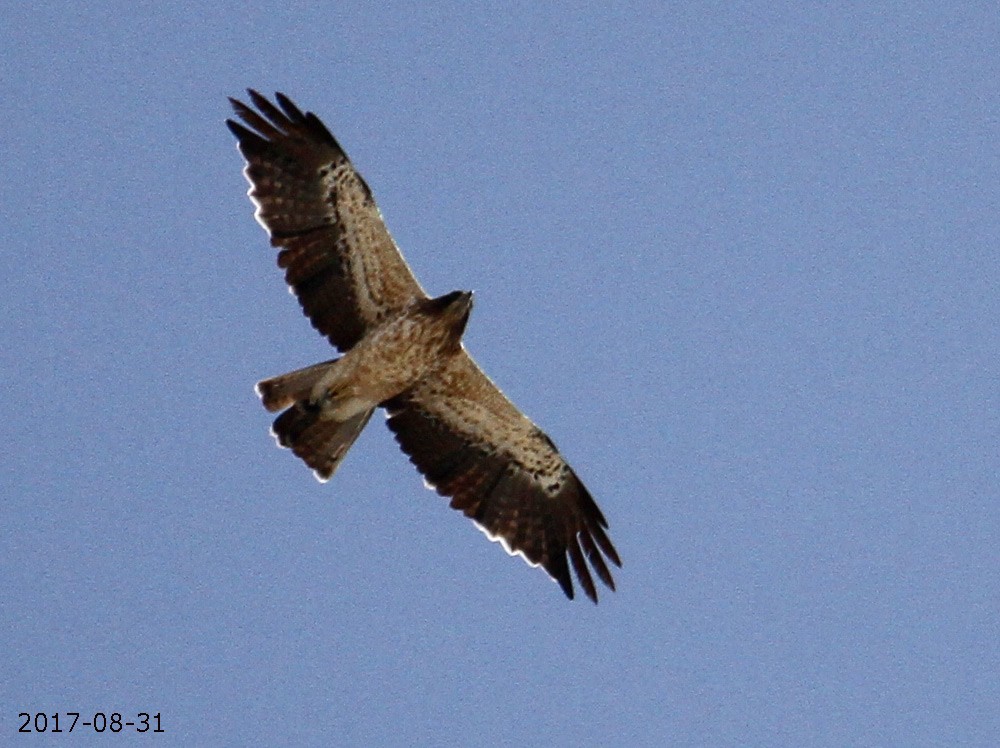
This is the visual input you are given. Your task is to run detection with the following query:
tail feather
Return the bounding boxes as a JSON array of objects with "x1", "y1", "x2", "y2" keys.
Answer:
[
  {"x1": 256, "y1": 358, "x2": 338, "y2": 412},
  {"x1": 271, "y1": 403, "x2": 374, "y2": 482}
]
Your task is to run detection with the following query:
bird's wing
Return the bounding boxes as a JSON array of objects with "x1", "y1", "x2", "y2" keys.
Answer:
[
  {"x1": 384, "y1": 351, "x2": 620, "y2": 602},
  {"x1": 227, "y1": 90, "x2": 425, "y2": 351}
]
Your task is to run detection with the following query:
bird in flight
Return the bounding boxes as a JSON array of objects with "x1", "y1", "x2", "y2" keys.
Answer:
[{"x1": 227, "y1": 90, "x2": 620, "y2": 601}]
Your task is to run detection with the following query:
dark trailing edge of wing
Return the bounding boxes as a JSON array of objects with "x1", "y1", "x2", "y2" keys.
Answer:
[
  {"x1": 383, "y1": 394, "x2": 621, "y2": 603},
  {"x1": 226, "y1": 90, "x2": 371, "y2": 351}
]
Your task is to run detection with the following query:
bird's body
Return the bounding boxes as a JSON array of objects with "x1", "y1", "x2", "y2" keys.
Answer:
[
  {"x1": 261, "y1": 292, "x2": 472, "y2": 421},
  {"x1": 228, "y1": 91, "x2": 620, "y2": 601}
]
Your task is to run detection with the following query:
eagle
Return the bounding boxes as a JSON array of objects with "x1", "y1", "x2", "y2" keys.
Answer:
[{"x1": 227, "y1": 91, "x2": 620, "y2": 602}]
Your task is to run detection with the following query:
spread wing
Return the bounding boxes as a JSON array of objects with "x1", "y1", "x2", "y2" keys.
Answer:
[
  {"x1": 227, "y1": 90, "x2": 425, "y2": 351},
  {"x1": 384, "y1": 352, "x2": 621, "y2": 602}
]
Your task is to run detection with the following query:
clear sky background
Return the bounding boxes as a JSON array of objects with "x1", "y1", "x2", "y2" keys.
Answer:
[{"x1": 4, "y1": 2, "x2": 999, "y2": 746}]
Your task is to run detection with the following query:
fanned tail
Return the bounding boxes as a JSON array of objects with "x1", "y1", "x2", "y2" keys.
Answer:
[
  {"x1": 256, "y1": 358, "x2": 338, "y2": 413},
  {"x1": 271, "y1": 404, "x2": 374, "y2": 482}
]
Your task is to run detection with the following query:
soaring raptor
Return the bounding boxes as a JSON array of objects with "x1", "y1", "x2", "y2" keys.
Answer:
[{"x1": 227, "y1": 91, "x2": 620, "y2": 602}]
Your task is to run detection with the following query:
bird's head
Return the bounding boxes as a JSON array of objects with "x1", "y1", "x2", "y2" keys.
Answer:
[{"x1": 426, "y1": 290, "x2": 474, "y2": 341}]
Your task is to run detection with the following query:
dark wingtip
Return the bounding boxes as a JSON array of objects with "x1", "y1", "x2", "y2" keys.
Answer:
[
  {"x1": 557, "y1": 573, "x2": 575, "y2": 600},
  {"x1": 247, "y1": 88, "x2": 268, "y2": 108},
  {"x1": 225, "y1": 118, "x2": 247, "y2": 138},
  {"x1": 275, "y1": 91, "x2": 304, "y2": 121}
]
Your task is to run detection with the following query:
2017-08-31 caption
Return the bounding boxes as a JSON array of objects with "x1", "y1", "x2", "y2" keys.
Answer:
[{"x1": 18, "y1": 712, "x2": 164, "y2": 734}]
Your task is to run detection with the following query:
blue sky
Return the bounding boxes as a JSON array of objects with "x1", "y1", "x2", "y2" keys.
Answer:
[{"x1": 4, "y1": 2, "x2": 999, "y2": 745}]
